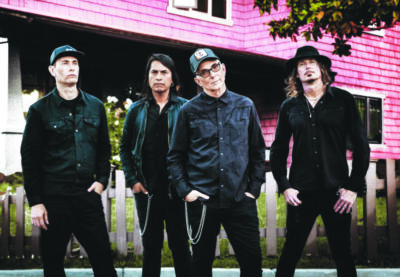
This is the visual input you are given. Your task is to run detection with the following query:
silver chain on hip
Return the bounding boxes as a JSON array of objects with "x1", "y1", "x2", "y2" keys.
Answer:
[
  {"x1": 185, "y1": 201, "x2": 207, "y2": 245},
  {"x1": 140, "y1": 194, "x2": 153, "y2": 236}
]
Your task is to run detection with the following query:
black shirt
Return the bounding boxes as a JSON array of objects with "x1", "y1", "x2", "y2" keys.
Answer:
[
  {"x1": 141, "y1": 97, "x2": 172, "y2": 195},
  {"x1": 21, "y1": 88, "x2": 111, "y2": 206},
  {"x1": 270, "y1": 86, "x2": 370, "y2": 194},
  {"x1": 168, "y1": 90, "x2": 266, "y2": 208}
]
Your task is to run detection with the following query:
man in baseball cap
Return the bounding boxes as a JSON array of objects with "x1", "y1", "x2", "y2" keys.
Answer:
[
  {"x1": 22, "y1": 45, "x2": 117, "y2": 276},
  {"x1": 168, "y1": 47, "x2": 265, "y2": 277},
  {"x1": 49, "y1": 45, "x2": 85, "y2": 65}
]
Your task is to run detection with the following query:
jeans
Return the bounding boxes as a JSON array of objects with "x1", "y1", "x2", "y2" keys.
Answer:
[
  {"x1": 276, "y1": 189, "x2": 357, "y2": 277},
  {"x1": 135, "y1": 192, "x2": 192, "y2": 277},
  {"x1": 41, "y1": 191, "x2": 117, "y2": 277},
  {"x1": 188, "y1": 195, "x2": 262, "y2": 277}
]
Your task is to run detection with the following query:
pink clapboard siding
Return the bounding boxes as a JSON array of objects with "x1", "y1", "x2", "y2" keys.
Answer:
[{"x1": 0, "y1": 0, "x2": 399, "y2": 160}]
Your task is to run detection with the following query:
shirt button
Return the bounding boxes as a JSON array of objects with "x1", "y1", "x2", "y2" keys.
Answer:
[
  {"x1": 316, "y1": 164, "x2": 320, "y2": 167},
  {"x1": 75, "y1": 129, "x2": 79, "y2": 133},
  {"x1": 53, "y1": 125, "x2": 57, "y2": 129},
  {"x1": 77, "y1": 163, "x2": 81, "y2": 167},
  {"x1": 69, "y1": 113, "x2": 72, "y2": 116},
  {"x1": 315, "y1": 151, "x2": 318, "y2": 154},
  {"x1": 220, "y1": 153, "x2": 224, "y2": 156},
  {"x1": 220, "y1": 168, "x2": 224, "y2": 172},
  {"x1": 220, "y1": 137, "x2": 223, "y2": 140},
  {"x1": 313, "y1": 137, "x2": 316, "y2": 140},
  {"x1": 312, "y1": 123, "x2": 315, "y2": 126},
  {"x1": 219, "y1": 122, "x2": 222, "y2": 125},
  {"x1": 220, "y1": 184, "x2": 224, "y2": 188}
]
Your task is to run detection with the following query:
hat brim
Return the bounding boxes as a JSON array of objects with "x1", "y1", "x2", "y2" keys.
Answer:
[
  {"x1": 285, "y1": 55, "x2": 331, "y2": 74},
  {"x1": 51, "y1": 51, "x2": 85, "y2": 65}
]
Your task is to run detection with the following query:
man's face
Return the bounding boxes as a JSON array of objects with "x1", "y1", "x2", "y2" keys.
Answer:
[
  {"x1": 48, "y1": 56, "x2": 79, "y2": 86},
  {"x1": 148, "y1": 60, "x2": 173, "y2": 95},
  {"x1": 194, "y1": 59, "x2": 226, "y2": 93},
  {"x1": 296, "y1": 58, "x2": 322, "y2": 83}
]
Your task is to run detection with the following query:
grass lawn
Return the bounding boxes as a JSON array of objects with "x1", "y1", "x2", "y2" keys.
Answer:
[{"x1": 1, "y1": 192, "x2": 400, "y2": 269}]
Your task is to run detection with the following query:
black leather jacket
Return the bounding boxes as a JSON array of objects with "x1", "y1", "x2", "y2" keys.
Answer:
[{"x1": 120, "y1": 94, "x2": 187, "y2": 189}]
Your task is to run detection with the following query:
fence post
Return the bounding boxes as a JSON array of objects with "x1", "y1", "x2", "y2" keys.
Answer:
[
  {"x1": 115, "y1": 170, "x2": 127, "y2": 255},
  {"x1": 365, "y1": 160, "x2": 377, "y2": 259},
  {"x1": 31, "y1": 219, "x2": 40, "y2": 257},
  {"x1": 0, "y1": 188, "x2": 11, "y2": 257},
  {"x1": 133, "y1": 199, "x2": 142, "y2": 255},
  {"x1": 266, "y1": 172, "x2": 277, "y2": 256},
  {"x1": 15, "y1": 186, "x2": 25, "y2": 258},
  {"x1": 386, "y1": 159, "x2": 398, "y2": 252}
]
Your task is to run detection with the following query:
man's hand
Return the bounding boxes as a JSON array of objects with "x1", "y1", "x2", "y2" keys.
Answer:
[
  {"x1": 31, "y1": 204, "x2": 49, "y2": 230},
  {"x1": 132, "y1": 182, "x2": 148, "y2": 194},
  {"x1": 88, "y1": 181, "x2": 104, "y2": 195},
  {"x1": 334, "y1": 188, "x2": 357, "y2": 214},
  {"x1": 185, "y1": 190, "x2": 209, "y2": 202},
  {"x1": 283, "y1": 188, "x2": 302, "y2": 206}
]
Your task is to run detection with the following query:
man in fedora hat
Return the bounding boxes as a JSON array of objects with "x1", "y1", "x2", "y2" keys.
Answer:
[
  {"x1": 21, "y1": 45, "x2": 117, "y2": 276},
  {"x1": 270, "y1": 45, "x2": 370, "y2": 277},
  {"x1": 168, "y1": 48, "x2": 266, "y2": 277}
]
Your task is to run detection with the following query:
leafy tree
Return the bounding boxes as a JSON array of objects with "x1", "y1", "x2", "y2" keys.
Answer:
[{"x1": 254, "y1": 0, "x2": 400, "y2": 56}]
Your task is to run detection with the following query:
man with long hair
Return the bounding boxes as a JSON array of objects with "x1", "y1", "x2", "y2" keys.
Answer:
[
  {"x1": 270, "y1": 45, "x2": 370, "y2": 277},
  {"x1": 120, "y1": 53, "x2": 191, "y2": 276}
]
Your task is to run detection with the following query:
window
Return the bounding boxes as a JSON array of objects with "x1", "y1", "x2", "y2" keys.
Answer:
[
  {"x1": 168, "y1": 0, "x2": 233, "y2": 26},
  {"x1": 345, "y1": 88, "x2": 384, "y2": 145},
  {"x1": 354, "y1": 96, "x2": 383, "y2": 144}
]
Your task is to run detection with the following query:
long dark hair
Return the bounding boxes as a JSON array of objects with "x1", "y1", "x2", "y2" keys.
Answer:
[
  {"x1": 140, "y1": 53, "x2": 182, "y2": 98},
  {"x1": 285, "y1": 60, "x2": 337, "y2": 98}
]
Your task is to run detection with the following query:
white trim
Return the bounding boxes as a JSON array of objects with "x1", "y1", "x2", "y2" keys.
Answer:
[
  {"x1": 342, "y1": 87, "x2": 386, "y2": 99},
  {"x1": 167, "y1": 0, "x2": 233, "y2": 26}
]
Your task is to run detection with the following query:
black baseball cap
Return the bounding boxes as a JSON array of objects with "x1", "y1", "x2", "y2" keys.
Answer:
[
  {"x1": 190, "y1": 48, "x2": 219, "y2": 75},
  {"x1": 50, "y1": 45, "x2": 85, "y2": 65}
]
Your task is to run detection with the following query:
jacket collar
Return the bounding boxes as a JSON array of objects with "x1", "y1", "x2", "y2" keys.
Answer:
[
  {"x1": 52, "y1": 87, "x2": 87, "y2": 107},
  {"x1": 201, "y1": 89, "x2": 229, "y2": 105}
]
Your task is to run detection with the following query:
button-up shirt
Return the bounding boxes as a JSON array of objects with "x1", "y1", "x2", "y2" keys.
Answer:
[
  {"x1": 270, "y1": 86, "x2": 370, "y2": 194},
  {"x1": 167, "y1": 90, "x2": 266, "y2": 208},
  {"x1": 21, "y1": 88, "x2": 111, "y2": 207},
  {"x1": 141, "y1": 96, "x2": 173, "y2": 195}
]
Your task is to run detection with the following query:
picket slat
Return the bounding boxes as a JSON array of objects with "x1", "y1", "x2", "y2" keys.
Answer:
[
  {"x1": 0, "y1": 188, "x2": 10, "y2": 257},
  {"x1": 365, "y1": 161, "x2": 378, "y2": 259},
  {"x1": 15, "y1": 186, "x2": 25, "y2": 257},
  {"x1": 115, "y1": 170, "x2": 127, "y2": 255},
  {"x1": 386, "y1": 159, "x2": 398, "y2": 252}
]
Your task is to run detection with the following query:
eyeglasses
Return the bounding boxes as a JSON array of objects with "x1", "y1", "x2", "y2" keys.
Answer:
[{"x1": 196, "y1": 62, "x2": 221, "y2": 78}]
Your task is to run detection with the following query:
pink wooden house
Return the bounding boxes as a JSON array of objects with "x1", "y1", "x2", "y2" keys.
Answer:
[{"x1": 0, "y1": 0, "x2": 399, "y2": 174}]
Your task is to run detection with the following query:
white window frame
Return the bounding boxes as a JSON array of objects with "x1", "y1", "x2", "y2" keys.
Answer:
[
  {"x1": 344, "y1": 87, "x2": 386, "y2": 147},
  {"x1": 167, "y1": 0, "x2": 233, "y2": 26}
]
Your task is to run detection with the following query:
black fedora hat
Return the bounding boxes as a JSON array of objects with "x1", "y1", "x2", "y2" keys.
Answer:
[{"x1": 285, "y1": 45, "x2": 331, "y2": 74}]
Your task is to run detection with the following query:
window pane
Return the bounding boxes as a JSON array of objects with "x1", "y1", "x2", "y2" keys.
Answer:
[
  {"x1": 194, "y1": 0, "x2": 208, "y2": 13},
  {"x1": 212, "y1": 0, "x2": 226, "y2": 19},
  {"x1": 369, "y1": 98, "x2": 382, "y2": 143},
  {"x1": 355, "y1": 97, "x2": 366, "y2": 125}
]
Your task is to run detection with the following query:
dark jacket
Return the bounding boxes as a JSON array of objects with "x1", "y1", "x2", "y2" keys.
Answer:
[
  {"x1": 167, "y1": 90, "x2": 266, "y2": 208},
  {"x1": 21, "y1": 88, "x2": 111, "y2": 207},
  {"x1": 270, "y1": 86, "x2": 370, "y2": 195},
  {"x1": 120, "y1": 94, "x2": 187, "y2": 189}
]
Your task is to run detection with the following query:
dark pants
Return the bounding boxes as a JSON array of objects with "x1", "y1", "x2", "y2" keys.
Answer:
[
  {"x1": 276, "y1": 189, "x2": 357, "y2": 277},
  {"x1": 41, "y1": 191, "x2": 117, "y2": 277},
  {"x1": 135, "y1": 192, "x2": 192, "y2": 277},
  {"x1": 188, "y1": 196, "x2": 262, "y2": 277}
]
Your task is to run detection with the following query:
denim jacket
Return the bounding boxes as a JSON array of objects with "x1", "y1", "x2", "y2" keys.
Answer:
[
  {"x1": 120, "y1": 94, "x2": 187, "y2": 189},
  {"x1": 21, "y1": 88, "x2": 111, "y2": 207}
]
